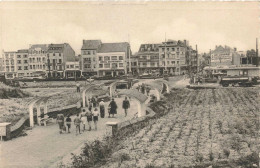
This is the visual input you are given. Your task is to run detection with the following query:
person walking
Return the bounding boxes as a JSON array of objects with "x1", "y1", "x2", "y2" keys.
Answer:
[
  {"x1": 86, "y1": 109, "x2": 93, "y2": 131},
  {"x1": 76, "y1": 82, "x2": 80, "y2": 93},
  {"x1": 99, "y1": 99, "x2": 105, "y2": 118},
  {"x1": 81, "y1": 109, "x2": 88, "y2": 132},
  {"x1": 65, "y1": 115, "x2": 72, "y2": 133},
  {"x1": 122, "y1": 97, "x2": 130, "y2": 117},
  {"x1": 57, "y1": 114, "x2": 65, "y2": 134},
  {"x1": 74, "y1": 114, "x2": 82, "y2": 135},
  {"x1": 109, "y1": 98, "x2": 117, "y2": 118},
  {"x1": 92, "y1": 107, "x2": 99, "y2": 130}
]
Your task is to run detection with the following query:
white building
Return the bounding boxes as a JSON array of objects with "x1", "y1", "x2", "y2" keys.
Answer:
[
  {"x1": 64, "y1": 61, "x2": 81, "y2": 79},
  {"x1": 2, "y1": 51, "x2": 17, "y2": 79}
]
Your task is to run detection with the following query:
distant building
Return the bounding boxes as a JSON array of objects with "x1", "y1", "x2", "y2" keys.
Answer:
[
  {"x1": 28, "y1": 44, "x2": 49, "y2": 77},
  {"x1": 16, "y1": 49, "x2": 29, "y2": 78},
  {"x1": 2, "y1": 51, "x2": 17, "y2": 79},
  {"x1": 210, "y1": 45, "x2": 240, "y2": 66},
  {"x1": 158, "y1": 40, "x2": 194, "y2": 75},
  {"x1": 0, "y1": 57, "x2": 4, "y2": 72},
  {"x1": 46, "y1": 43, "x2": 75, "y2": 78},
  {"x1": 81, "y1": 40, "x2": 131, "y2": 77},
  {"x1": 64, "y1": 61, "x2": 81, "y2": 79},
  {"x1": 81, "y1": 40, "x2": 102, "y2": 76},
  {"x1": 135, "y1": 44, "x2": 160, "y2": 74}
]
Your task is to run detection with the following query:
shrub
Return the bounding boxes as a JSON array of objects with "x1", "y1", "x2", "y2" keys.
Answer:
[{"x1": 223, "y1": 148, "x2": 230, "y2": 158}]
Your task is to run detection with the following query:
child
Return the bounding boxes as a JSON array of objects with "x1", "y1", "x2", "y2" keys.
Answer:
[
  {"x1": 65, "y1": 115, "x2": 72, "y2": 133},
  {"x1": 92, "y1": 107, "x2": 99, "y2": 130}
]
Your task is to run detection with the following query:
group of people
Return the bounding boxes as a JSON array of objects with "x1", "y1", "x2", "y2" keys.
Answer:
[
  {"x1": 137, "y1": 83, "x2": 151, "y2": 96},
  {"x1": 56, "y1": 96, "x2": 131, "y2": 135}
]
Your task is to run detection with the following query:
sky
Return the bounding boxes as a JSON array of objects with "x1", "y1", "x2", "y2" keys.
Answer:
[{"x1": 0, "y1": 1, "x2": 259, "y2": 56}]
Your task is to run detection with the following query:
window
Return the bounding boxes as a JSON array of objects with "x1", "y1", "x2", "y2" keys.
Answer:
[
  {"x1": 17, "y1": 55, "x2": 21, "y2": 58},
  {"x1": 112, "y1": 63, "x2": 117, "y2": 68},
  {"x1": 33, "y1": 65, "x2": 35, "y2": 69},
  {"x1": 93, "y1": 51, "x2": 96, "y2": 55},
  {"x1": 59, "y1": 59, "x2": 62, "y2": 63},
  {"x1": 104, "y1": 63, "x2": 110, "y2": 68},
  {"x1": 24, "y1": 55, "x2": 27, "y2": 58},
  {"x1": 111, "y1": 56, "x2": 117, "y2": 60},
  {"x1": 119, "y1": 63, "x2": 123, "y2": 67},
  {"x1": 162, "y1": 48, "x2": 165, "y2": 51},
  {"x1": 18, "y1": 60, "x2": 21, "y2": 64},
  {"x1": 151, "y1": 62, "x2": 155, "y2": 66},
  {"x1": 177, "y1": 61, "x2": 179, "y2": 64},
  {"x1": 59, "y1": 53, "x2": 61, "y2": 56},
  {"x1": 18, "y1": 66, "x2": 22, "y2": 70},
  {"x1": 99, "y1": 57, "x2": 102, "y2": 61},
  {"x1": 30, "y1": 65, "x2": 32, "y2": 69},
  {"x1": 99, "y1": 64, "x2": 103, "y2": 68},
  {"x1": 24, "y1": 60, "x2": 28, "y2": 63},
  {"x1": 70, "y1": 65, "x2": 74, "y2": 68},
  {"x1": 24, "y1": 66, "x2": 28, "y2": 70},
  {"x1": 172, "y1": 61, "x2": 175, "y2": 64},
  {"x1": 66, "y1": 65, "x2": 70, "y2": 68},
  {"x1": 104, "y1": 56, "x2": 110, "y2": 61},
  {"x1": 119, "y1": 56, "x2": 123, "y2": 60},
  {"x1": 84, "y1": 64, "x2": 91, "y2": 68},
  {"x1": 167, "y1": 48, "x2": 169, "y2": 51},
  {"x1": 177, "y1": 48, "x2": 179, "y2": 51},
  {"x1": 53, "y1": 53, "x2": 55, "y2": 56},
  {"x1": 143, "y1": 62, "x2": 147, "y2": 66},
  {"x1": 172, "y1": 48, "x2": 175, "y2": 51},
  {"x1": 87, "y1": 51, "x2": 91, "y2": 55}
]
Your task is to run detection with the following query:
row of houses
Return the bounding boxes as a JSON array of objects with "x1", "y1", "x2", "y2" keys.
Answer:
[{"x1": 1, "y1": 39, "x2": 200, "y2": 79}]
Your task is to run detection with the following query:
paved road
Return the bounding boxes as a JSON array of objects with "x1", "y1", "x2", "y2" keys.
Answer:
[{"x1": 0, "y1": 98, "x2": 139, "y2": 168}]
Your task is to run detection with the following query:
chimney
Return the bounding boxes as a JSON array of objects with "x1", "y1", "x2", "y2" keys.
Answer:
[
  {"x1": 234, "y1": 48, "x2": 237, "y2": 52},
  {"x1": 215, "y1": 45, "x2": 218, "y2": 49}
]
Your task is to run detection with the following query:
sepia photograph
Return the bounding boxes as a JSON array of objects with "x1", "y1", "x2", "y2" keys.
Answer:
[{"x1": 0, "y1": 1, "x2": 259, "y2": 168}]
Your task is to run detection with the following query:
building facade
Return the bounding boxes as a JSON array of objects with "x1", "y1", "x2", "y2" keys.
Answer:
[
  {"x1": 46, "y1": 43, "x2": 75, "y2": 78},
  {"x1": 16, "y1": 49, "x2": 29, "y2": 78},
  {"x1": 81, "y1": 40, "x2": 131, "y2": 77},
  {"x1": 0, "y1": 57, "x2": 4, "y2": 72},
  {"x1": 210, "y1": 45, "x2": 240, "y2": 66},
  {"x1": 135, "y1": 44, "x2": 160, "y2": 75},
  {"x1": 2, "y1": 51, "x2": 17, "y2": 79},
  {"x1": 158, "y1": 40, "x2": 192, "y2": 75},
  {"x1": 64, "y1": 61, "x2": 81, "y2": 79},
  {"x1": 97, "y1": 42, "x2": 131, "y2": 77},
  {"x1": 81, "y1": 40, "x2": 101, "y2": 76},
  {"x1": 28, "y1": 44, "x2": 49, "y2": 77}
]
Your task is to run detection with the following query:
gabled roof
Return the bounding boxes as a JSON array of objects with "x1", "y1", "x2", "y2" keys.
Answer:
[
  {"x1": 81, "y1": 40, "x2": 102, "y2": 50},
  {"x1": 138, "y1": 43, "x2": 161, "y2": 52},
  {"x1": 98, "y1": 42, "x2": 129, "y2": 53},
  {"x1": 212, "y1": 45, "x2": 234, "y2": 54}
]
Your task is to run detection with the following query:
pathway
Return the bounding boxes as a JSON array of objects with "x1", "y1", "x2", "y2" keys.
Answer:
[{"x1": 0, "y1": 97, "x2": 139, "y2": 168}]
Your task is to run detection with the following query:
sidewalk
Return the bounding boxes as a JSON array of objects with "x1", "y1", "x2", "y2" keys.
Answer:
[{"x1": 0, "y1": 98, "x2": 138, "y2": 168}]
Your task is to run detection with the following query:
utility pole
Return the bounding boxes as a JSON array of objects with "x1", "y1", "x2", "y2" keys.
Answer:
[
  {"x1": 164, "y1": 32, "x2": 167, "y2": 73},
  {"x1": 256, "y1": 38, "x2": 259, "y2": 67},
  {"x1": 47, "y1": 54, "x2": 51, "y2": 78},
  {"x1": 196, "y1": 45, "x2": 199, "y2": 74},
  {"x1": 209, "y1": 49, "x2": 211, "y2": 67},
  {"x1": 128, "y1": 34, "x2": 132, "y2": 74}
]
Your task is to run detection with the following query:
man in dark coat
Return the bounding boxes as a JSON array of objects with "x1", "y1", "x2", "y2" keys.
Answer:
[
  {"x1": 122, "y1": 97, "x2": 130, "y2": 117},
  {"x1": 109, "y1": 98, "x2": 117, "y2": 118}
]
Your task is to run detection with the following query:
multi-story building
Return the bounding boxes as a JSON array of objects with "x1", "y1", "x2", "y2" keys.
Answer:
[
  {"x1": 46, "y1": 43, "x2": 75, "y2": 78},
  {"x1": 210, "y1": 45, "x2": 240, "y2": 66},
  {"x1": 135, "y1": 44, "x2": 160, "y2": 74},
  {"x1": 2, "y1": 51, "x2": 17, "y2": 79},
  {"x1": 97, "y1": 42, "x2": 131, "y2": 77},
  {"x1": 158, "y1": 40, "x2": 191, "y2": 75},
  {"x1": 81, "y1": 40, "x2": 131, "y2": 77},
  {"x1": 0, "y1": 57, "x2": 4, "y2": 72},
  {"x1": 64, "y1": 61, "x2": 81, "y2": 79},
  {"x1": 16, "y1": 49, "x2": 29, "y2": 78},
  {"x1": 28, "y1": 44, "x2": 49, "y2": 77},
  {"x1": 81, "y1": 40, "x2": 102, "y2": 76}
]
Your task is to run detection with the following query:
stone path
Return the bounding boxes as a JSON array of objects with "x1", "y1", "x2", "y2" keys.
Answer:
[{"x1": 0, "y1": 98, "x2": 138, "y2": 168}]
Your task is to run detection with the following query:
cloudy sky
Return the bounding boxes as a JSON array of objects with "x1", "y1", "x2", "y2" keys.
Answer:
[{"x1": 0, "y1": 1, "x2": 259, "y2": 55}]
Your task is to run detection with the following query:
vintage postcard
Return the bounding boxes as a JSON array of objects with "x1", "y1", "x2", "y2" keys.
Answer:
[{"x1": 0, "y1": 1, "x2": 259, "y2": 168}]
